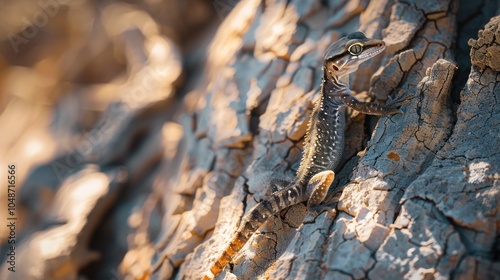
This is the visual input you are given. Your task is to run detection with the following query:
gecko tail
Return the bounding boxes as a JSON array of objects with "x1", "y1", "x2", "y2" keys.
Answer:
[
  {"x1": 202, "y1": 231, "x2": 248, "y2": 279},
  {"x1": 202, "y1": 184, "x2": 304, "y2": 279},
  {"x1": 201, "y1": 275, "x2": 213, "y2": 280}
]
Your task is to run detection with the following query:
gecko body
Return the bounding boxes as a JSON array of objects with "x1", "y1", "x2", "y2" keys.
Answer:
[{"x1": 202, "y1": 32, "x2": 409, "y2": 279}]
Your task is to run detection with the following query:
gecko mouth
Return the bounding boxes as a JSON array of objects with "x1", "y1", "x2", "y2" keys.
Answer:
[{"x1": 357, "y1": 44, "x2": 385, "y2": 60}]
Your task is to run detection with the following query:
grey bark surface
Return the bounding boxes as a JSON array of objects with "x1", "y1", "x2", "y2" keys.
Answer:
[{"x1": 149, "y1": 0, "x2": 500, "y2": 279}]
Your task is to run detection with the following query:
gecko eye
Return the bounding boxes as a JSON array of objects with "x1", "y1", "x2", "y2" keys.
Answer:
[{"x1": 348, "y1": 43, "x2": 364, "y2": 56}]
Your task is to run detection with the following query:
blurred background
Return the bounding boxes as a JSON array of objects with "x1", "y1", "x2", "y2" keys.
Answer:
[{"x1": 0, "y1": 0, "x2": 234, "y2": 279}]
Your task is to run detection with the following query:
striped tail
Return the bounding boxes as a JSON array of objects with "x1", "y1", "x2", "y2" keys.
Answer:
[{"x1": 202, "y1": 184, "x2": 305, "y2": 279}]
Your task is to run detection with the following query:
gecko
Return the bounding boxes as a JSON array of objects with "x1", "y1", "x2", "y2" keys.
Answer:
[{"x1": 202, "y1": 31, "x2": 410, "y2": 279}]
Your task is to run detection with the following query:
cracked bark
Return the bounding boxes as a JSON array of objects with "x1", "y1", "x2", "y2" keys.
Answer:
[{"x1": 142, "y1": 0, "x2": 500, "y2": 279}]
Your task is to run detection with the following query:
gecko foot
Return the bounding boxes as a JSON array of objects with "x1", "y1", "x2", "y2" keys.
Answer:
[
  {"x1": 306, "y1": 170, "x2": 335, "y2": 207},
  {"x1": 381, "y1": 94, "x2": 413, "y2": 115},
  {"x1": 387, "y1": 94, "x2": 413, "y2": 107}
]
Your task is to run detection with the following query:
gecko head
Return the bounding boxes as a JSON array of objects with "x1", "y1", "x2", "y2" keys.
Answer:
[{"x1": 323, "y1": 31, "x2": 385, "y2": 80}]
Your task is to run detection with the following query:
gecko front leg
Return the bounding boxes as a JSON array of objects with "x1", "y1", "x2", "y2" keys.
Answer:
[{"x1": 339, "y1": 92, "x2": 412, "y2": 116}]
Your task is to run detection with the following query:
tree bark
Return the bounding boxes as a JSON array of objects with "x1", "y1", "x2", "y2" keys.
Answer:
[{"x1": 147, "y1": 0, "x2": 500, "y2": 279}]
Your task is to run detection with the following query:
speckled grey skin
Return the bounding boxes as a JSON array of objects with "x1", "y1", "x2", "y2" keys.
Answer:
[{"x1": 203, "y1": 32, "x2": 410, "y2": 280}]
